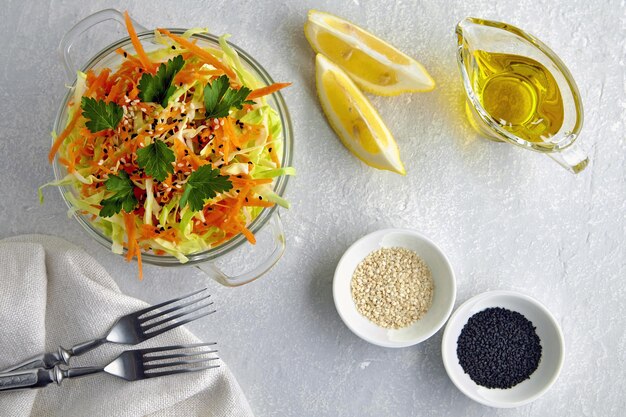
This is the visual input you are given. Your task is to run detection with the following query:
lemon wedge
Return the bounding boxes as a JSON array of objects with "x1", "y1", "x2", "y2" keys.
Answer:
[
  {"x1": 305, "y1": 10, "x2": 435, "y2": 96},
  {"x1": 315, "y1": 54, "x2": 406, "y2": 175}
]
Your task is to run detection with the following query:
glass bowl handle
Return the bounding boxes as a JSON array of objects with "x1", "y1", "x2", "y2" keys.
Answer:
[
  {"x1": 196, "y1": 213, "x2": 286, "y2": 287},
  {"x1": 58, "y1": 9, "x2": 148, "y2": 82}
]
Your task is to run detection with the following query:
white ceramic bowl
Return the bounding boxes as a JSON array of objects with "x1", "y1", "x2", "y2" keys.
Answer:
[
  {"x1": 333, "y1": 228, "x2": 456, "y2": 348},
  {"x1": 441, "y1": 290, "x2": 565, "y2": 408}
]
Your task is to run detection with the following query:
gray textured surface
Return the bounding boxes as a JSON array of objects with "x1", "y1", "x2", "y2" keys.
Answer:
[{"x1": 1, "y1": 0, "x2": 625, "y2": 416}]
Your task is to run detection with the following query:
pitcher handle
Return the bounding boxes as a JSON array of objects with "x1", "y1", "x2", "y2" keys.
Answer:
[
  {"x1": 58, "y1": 9, "x2": 148, "y2": 82},
  {"x1": 196, "y1": 213, "x2": 286, "y2": 287},
  {"x1": 547, "y1": 142, "x2": 589, "y2": 174}
]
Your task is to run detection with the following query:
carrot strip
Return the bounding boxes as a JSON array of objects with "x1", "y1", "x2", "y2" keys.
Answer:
[
  {"x1": 123, "y1": 11, "x2": 154, "y2": 72},
  {"x1": 223, "y1": 117, "x2": 239, "y2": 147},
  {"x1": 230, "y1": 177, "x2": 273, "y2": 185},
  {"x1": 123, "y1": 212, "x2": 143, "y2": 279},
  {"x1": 240, "y1": 226, "x2": 256, "y2": 244},
  {"x1": 247, "y1": 83, "x2": 291, "y2": 100},
  {"x1": 243, "y1": 200, "x2": 275, "y2": 208},
  {"x1": 157, "y1": 28, "x2": 236, "y2": 79},
  {"x1": 115, "y1": 48, "x2": 143, "y2": 68},
  {"x1": 136, "y1": 246, "x2": 143, "y2": 280},
  {"x1": 48, "y1": 110, "x2": 82, "y2": 163},
  {"x1": 85, "y1": 69, "x2": 111, "y2": 97},
  {"x1": 123, "y1": 212, "x2": 136, "y2": 262}
]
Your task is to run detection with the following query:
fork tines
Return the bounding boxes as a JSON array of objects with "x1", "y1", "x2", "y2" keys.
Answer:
[
  {"x1": 135, "y1": 288, "x2": 217, "y2": 339},
  {"x1": 140, "y1": 343, "x2": 220, "y2": 378}
]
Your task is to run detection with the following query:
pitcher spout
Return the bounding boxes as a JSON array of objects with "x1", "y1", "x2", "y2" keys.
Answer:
[{"x1": 546, "y1": 142, "x2": 589, "y2": 174}]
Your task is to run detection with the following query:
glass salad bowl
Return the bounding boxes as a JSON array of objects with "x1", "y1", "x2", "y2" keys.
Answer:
[{"x1": 51, "y1": 9, "x2": 293, "y2": 286}]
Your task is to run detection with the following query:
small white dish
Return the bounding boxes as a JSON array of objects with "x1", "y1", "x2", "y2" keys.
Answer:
[
  {"x1": 441, "y1": 290, "x2": 565, "y2": 408},
  {"x1": 333, "y1": 228, "x2": 456, "y2": 348}
]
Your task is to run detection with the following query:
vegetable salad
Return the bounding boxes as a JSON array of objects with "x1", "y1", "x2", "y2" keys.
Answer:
[{"x1": 44, "y1": 12, "x2": 294, "y2": 278}]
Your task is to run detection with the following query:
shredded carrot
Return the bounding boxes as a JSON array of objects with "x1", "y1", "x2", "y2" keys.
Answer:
[
  {"x1": 115, "y1": 48, "x2": 143, "y2": 68},
  {"x1": 240, "y1": 226, "x2": 256, "y2": 244},
  {"x1": 123, "y1": 11, "x2": 154, "y2": 72},
  {"x1": 223, "y1": 117, "x2": 239, "y2": 147},
  {"x1": 85, "y1": 69, "x2": 111, "y2": 97},
  {"x1": 123, "y1": 212, "x2": 143, "y2": 279},
  {"x1": 136, "y1": 247, "x2": 143, "y2": 280},
  {"x1": 243, "y1": 200, "x2": 275, "y2": 208},
  {"x1": 157, "y1": 28, "x2": 236, "y2": 79},
  {"x1": 231, "y1": 177, "x2": 273, "y2": 186},
  {"x1": 49, "y1": 110, "x2": 82, "y2": 163},
  {"x1": 248, "y1": 83, "x2": 291, "y2": 100},
  {"x1": 123, "y1": 212, "x2": 136, "y2": 262}
]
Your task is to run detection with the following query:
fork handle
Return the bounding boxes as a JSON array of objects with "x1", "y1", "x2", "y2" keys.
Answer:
[
  {"x1": 1, "y1": 338, "x2": 107, "y2": 373},
  {"x1": 0, "y1": 348, "x2": 70, "y2": 373},
  {"x1": 0, "y1": 367, "x2": 62, "y2": 391}
]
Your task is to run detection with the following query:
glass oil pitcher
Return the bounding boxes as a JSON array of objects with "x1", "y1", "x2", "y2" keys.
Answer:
[{"x1": 456, "y1": 17, "x2": 588, "y2": 173}]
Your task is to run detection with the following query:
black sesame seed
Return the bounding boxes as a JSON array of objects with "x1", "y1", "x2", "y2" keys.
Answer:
[
  {"x1": 259, "y1": 196, "x2": 263, "y2": 200},
  {"x1": 456, "y1": 307, "x2": 542, "y2": 389},
  {"x1": 268, "y1": 147, "x2": 272, "y2": 152},
  {"x1": 171, "y1": 45, "x2": 176, "y2": 50},
  {"x1": 123, "y1": 52, "x2": 128, "y2": 58}
]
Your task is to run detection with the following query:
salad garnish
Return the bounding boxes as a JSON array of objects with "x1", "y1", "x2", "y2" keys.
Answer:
[
  {"x1": 138, "y1": 55, "x2": 185, "y2": 107},
  {"x1": 204, "y1": 75, "x2": 254, "y2": 119},
  {"x1": 80, "y1": 97, "x2": 123, "y2": 133},
  {"x1": 136, "y1": 140, "x2": 176, "y2": 182},
  {"x1": 100, "y1": 171, "x2": 139, "y2": 217}
]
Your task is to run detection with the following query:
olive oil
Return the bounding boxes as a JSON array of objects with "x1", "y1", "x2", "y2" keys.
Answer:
[{"x1": 471, "y1": 50, "x2": 564, "y2": 143}]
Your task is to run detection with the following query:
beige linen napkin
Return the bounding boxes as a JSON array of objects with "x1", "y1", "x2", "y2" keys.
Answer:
[{"x1": 0, "y1": 235, "x2": 253, "y2": 417}]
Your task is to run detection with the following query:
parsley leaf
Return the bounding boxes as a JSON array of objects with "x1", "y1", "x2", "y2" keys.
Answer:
[
  {"x1": 138, "y1": 55, "x2": 185, "y2": 107},
  {"x1": 81, "y1": 97, "x2": 123, "y2": 133},
  {"x1": 204, "y1": 75, "x2": 253, "y2": 119},
  {"x1": 136, "y1": 140, "x2": 176, "y2": 182},
  {"x1": 180, "y1": 165, "x2": 233, "y2": 211},
  {"x1": 99, "y1": 171, "x2": 138, "y2": 217}
]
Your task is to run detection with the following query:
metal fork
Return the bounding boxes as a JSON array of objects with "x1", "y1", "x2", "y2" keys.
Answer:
[
  {"x1": 0, "y1": 343, "x2": 219, "y2": 391},
  {"x1": 2, "y1": 288, "x2": 215, "y2": 373}
]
